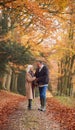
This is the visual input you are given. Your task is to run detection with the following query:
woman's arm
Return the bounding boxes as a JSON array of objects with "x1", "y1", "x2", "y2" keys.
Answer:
[{"x1": 26, "y1": 73, "x2": 36, "y2": 82}]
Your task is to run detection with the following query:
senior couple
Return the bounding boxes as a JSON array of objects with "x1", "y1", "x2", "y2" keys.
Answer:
[{"x1": 25, "y1": 60, "x2": 49, "y2": 112}]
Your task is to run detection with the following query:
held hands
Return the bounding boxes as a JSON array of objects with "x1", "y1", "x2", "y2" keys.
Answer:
[
  {"x1": 35, "y1": 78, "x2": 39, "y2": 81},
  {"x1": 33, "y1": 78, "x2": 38, "y2": 87},
  {"x1": 33, "y1": 77, "x2": 36, "y2": 80}
]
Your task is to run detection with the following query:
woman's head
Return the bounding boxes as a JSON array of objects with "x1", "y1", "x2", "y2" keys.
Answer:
[{"x1": 26, "y1": 65, "x2": 33, "y2": 73}]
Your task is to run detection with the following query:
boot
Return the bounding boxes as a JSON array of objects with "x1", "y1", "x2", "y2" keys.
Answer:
[
  {"x1": 41, "y1": 98, "x2": 46, "y2": 112},
  {"x1": 38, "y1": 98, "x2": 43, "y2": 111},
  {"x1": 38, "y1": 98, "x2": 46, "y2": 111},
  {"x1": 28, "y1": 99, "x2": 32, "y2": 110}
]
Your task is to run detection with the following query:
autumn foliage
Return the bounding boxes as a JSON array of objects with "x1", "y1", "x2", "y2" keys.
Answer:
[
  {"x1": 47, "y1": 98, "x2": 75, "y2": 130},
  {"x1": 0, "y1": 90, "x2": 25, "y2": 129},
  {"x1": 0, "y1": 90, "x2": 75, "y2": 129},
  {"x1": 0, "y1": 1, "x2": 75, "y2": 129}
]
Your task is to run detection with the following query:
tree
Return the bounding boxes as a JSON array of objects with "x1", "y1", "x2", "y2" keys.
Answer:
[{"x1": 0, "y1": 0, "x2": 75, "y2": 95}]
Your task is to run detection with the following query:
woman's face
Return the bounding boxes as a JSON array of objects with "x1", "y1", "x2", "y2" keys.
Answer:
[{"x1": 30, "y1": 67, "x2": 33, "y2": 71}]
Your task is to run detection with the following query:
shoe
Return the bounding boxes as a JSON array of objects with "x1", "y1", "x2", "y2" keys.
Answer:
[
  {"x1": 41, "y1": 107, "x2": 46, "y2": 112},
  {"x1": 38, "y1": 106, "x2": 42, "y2": 111},
  {"x1": 28, "y1": 107, "x2": 32, "y2": 110}
]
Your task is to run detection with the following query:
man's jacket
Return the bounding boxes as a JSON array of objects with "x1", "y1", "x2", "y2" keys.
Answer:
[{"x1": 35, "y1": 66, "x2": 49, "y2": 86}]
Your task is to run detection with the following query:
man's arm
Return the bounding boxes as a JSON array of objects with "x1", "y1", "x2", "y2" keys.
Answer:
[{"x1": 37, "y1": 66, "x2": 49, "y2": 82}]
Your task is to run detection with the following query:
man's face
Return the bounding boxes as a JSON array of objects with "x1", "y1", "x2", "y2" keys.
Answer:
[{"x1": 36, "y1": 62, "x2": 41, "y2": 68}]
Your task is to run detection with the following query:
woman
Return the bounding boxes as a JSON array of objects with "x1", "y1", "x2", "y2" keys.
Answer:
[{"x1": 25, "y1": 65, "x2": 36, "y2": 110}]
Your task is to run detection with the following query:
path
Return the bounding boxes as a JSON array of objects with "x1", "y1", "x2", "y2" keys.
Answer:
[{"x1": 3, "y1": 97, "x2": 60, "y2": 130}]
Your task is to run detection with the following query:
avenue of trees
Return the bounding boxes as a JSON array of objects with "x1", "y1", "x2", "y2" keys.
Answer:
[{"x1": 0, "y1": 0, "x2": 75, "y2": 96}]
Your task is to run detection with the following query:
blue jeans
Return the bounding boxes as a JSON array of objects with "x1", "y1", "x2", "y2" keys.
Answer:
[{"x1": 39, "y1": 85, "x2": 48, "y2": 99}]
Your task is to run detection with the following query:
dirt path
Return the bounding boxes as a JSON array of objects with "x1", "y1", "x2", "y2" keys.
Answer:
[{"x1": 3, "y1": 98, "x2": 60, "y2": 130}]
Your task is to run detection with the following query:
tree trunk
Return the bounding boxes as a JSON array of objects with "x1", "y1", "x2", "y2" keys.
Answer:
[
  {"x1": 11, "y1": 71, "x2": 18, "y2": 93},
  {"x1": 5, "y1": 68, "x2": 12, "y2": 91},
  {"x1": 2, "y1": 66, "x2": 12, "y2": 91},
  {"x1": 14, "y1": 73, "x2": 18, "y2": 93},
  {"x1": 2, "y1": 74, "x2": 7, "y2": 89}
]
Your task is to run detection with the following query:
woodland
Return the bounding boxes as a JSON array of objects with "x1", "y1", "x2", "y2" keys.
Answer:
[
  {"x1": 0, "y1": 0, "x2": 75, "y2": 96},
  {"x1": 0, "y1": 1, "x2": 75, "y2": 130}
]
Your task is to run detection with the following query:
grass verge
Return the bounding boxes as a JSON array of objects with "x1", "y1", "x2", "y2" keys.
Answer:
[{"x1": 55, "y1": 96, "x2": 75, "y2": 108}]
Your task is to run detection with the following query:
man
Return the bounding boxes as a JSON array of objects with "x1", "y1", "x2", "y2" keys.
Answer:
[{"x1": 35, "y1": 60, "x2": 49, "y2": 112}]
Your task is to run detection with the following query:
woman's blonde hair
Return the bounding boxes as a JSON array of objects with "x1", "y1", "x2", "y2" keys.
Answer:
[{"x1": 26, "y1": 65, "x2": 33, "y2": 73}]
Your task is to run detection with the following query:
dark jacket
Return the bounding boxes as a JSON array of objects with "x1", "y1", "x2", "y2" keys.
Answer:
[{"x1": 35, "y1": 65, "x2": 49, "y2": 85}]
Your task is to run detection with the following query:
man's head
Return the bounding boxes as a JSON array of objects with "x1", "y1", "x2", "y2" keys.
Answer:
[{"x1": 36, "y1": 60, "x2": 43, "y2": 68}]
